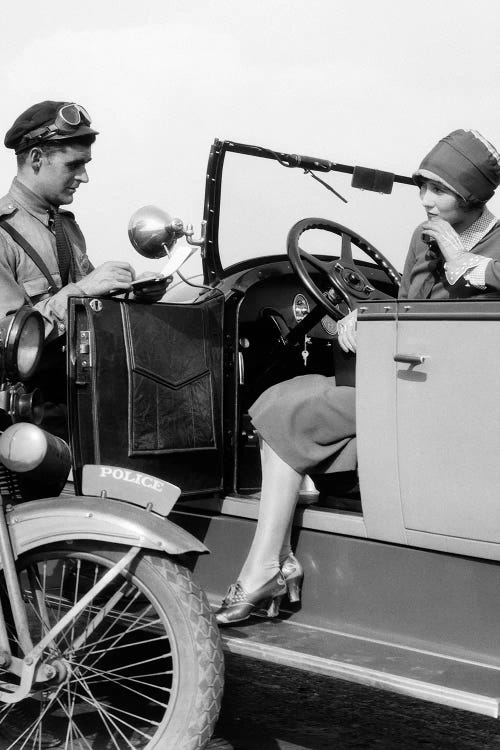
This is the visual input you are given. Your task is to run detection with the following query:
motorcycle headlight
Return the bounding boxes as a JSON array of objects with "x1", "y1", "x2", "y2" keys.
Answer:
[{"x1": 0, "y1": 308, "x2": 45, "y2": 381}]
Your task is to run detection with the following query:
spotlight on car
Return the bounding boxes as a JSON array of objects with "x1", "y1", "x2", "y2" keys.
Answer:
[{"x1": 128, "y1": 205, "x2": 186, "y2": 259}]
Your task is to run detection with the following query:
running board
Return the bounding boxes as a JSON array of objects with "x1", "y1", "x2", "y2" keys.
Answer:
[{"x1": 217, "y1": 617, "x2": 500, "y2": 718}]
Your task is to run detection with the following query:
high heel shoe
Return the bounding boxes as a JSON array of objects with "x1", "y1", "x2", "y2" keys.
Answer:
[
  {"x1": 215, "y1": 572, "x2": 286, "y2": 625},
  {"x1": 280, "y1": 553, "x2": 304, "y2": 603}
]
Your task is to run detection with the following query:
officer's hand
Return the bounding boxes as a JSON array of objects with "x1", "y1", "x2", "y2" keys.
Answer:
[
  {"x1": 337, "y1": 309, "x2": 358, "y2": 353},
  {"x1": 77, "y1": 262, "x2": 135, "y2": 295},
  {"x1": 132, "y1": 272, "x2": 171, "y2": 303}
]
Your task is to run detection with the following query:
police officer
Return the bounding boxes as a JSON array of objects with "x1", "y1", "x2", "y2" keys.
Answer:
[{"x1": 0, "y1": 100, "x2": 166, "y2": 439}]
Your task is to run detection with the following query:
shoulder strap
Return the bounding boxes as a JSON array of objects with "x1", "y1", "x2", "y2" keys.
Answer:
[{"x1": 0, "y1": 219, "x2": 57, "y2": 293}]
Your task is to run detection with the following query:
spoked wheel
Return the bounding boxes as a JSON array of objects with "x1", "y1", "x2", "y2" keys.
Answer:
[{"x1": 0, "y1": 541, "x2": 224, "y2": 749}]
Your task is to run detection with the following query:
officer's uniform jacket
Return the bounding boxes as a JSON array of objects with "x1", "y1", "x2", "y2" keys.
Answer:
[{"x1": 0, "y1": 178, "x2": 93, "y2": 340}]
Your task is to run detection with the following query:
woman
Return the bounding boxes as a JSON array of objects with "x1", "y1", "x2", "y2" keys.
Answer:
[{"x1": 215, "y1": 129, "x2": 500, "y2": 625}]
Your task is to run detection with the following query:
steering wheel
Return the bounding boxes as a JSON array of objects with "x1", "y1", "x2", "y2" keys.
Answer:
[{"x1": 287, "y1": 218, "x2": 401, "y2": 321}]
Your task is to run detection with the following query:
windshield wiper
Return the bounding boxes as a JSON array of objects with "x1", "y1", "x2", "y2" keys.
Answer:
[{"x1": 303, "y1": 169, "x2": 348, "y2": 203}]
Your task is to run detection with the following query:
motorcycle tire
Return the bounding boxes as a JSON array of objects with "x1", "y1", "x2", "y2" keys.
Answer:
[{"x1": 0, "y1": 540, "x2": 224, "y2": 750}]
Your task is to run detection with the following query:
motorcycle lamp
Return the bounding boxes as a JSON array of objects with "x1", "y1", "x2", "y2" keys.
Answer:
[
  {"x1": 0, "y1": 308, "x2": 45, "y2": 425},
  {"x1": 0, "y1": 307, "x2": 44, "y2": 382},
  {"x1": 0, "y1": 309, "x2": 70, "y2": 499}
]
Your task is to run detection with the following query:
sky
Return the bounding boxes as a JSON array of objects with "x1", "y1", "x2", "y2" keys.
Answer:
[{"x1": 1, "y1": 0, "x2": 500, "y2": 275}]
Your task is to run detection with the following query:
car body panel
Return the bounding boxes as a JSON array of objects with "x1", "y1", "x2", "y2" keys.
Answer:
[
  {"x1": 172, "y1": 504, "x2": 500, "y2": 715},
  {"x1": 396, "y1": 303, "x2": 500, "y2": 545},
  {"x1": 356, "y1": 302, "x2": 405, "y2": 542},
  {"x1": 356, "y1": 298, "x2": 500, "y2": 558}
]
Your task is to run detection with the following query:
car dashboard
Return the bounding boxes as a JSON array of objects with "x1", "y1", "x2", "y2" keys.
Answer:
[{"x1": 224, "y1": 255, "x2": 399, "y2": 410}]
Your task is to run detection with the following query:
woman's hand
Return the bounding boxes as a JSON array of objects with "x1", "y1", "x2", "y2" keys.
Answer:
[
  {"x1": 337, "y1": 309, "x2": 358, "y2": 353},
  {"x1": 420, "y1": 217, "x2": 464, "y2": 262}
]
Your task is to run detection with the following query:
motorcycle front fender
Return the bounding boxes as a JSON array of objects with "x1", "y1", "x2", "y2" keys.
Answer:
[{"x1": 5, "y1": 495, "x2": 209, "y2": 558}]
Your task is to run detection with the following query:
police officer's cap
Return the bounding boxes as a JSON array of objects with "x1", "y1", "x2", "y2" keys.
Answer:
[{"x1": 5, "y1": 100, "x2": 99, "y2": 154}]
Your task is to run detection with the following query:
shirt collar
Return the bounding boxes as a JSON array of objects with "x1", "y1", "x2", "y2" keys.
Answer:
[
  {"x1": 459, "y1": 207, "x2": 497, "y2": 253},
  {"x1": 9, "y1": 177, "x2": 55, "y2": 227}
]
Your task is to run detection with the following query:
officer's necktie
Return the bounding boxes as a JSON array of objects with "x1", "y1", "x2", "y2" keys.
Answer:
[{"x1": 50, "y1": 209, "x2": 73, "y2": 286}]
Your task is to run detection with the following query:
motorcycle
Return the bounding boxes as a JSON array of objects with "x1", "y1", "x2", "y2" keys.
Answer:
[{"x1": 0, "y1": 306, "x2": 224, "y2": 749}]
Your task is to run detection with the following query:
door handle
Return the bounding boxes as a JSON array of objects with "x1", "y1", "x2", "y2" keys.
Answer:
[{"x1": 394, "y1": 353, "x2": 426, "y2": 365}]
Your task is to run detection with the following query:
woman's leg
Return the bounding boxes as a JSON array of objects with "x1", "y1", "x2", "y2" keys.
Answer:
[
  {"x1": 279, "y1": 517, "x2": 294, "y2": 566},
  {"x1": 237, "y1": 438, "x2": 303, "y2": 592}
]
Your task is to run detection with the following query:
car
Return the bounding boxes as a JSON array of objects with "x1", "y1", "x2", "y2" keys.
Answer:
[{"x1": 68, "y1": 138, "x2": 500, "y2": 722}]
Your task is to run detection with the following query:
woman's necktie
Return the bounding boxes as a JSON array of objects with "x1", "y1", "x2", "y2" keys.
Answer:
[{"x1": 415, "y1": 242, "x2": 444, "y2": 299}]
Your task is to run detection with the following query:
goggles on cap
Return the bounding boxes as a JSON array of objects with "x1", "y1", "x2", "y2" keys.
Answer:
[
  {"x1": 17, "y1": 103, "x2": 92, "y2": 151},
  {"x1": 54, "y1": 103, "x2": 91, "y2": 129}
]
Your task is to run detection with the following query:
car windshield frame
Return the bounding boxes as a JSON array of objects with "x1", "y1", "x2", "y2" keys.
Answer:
[{"x1": 201, "y1": 139, "x2": 417, "y2": 285}]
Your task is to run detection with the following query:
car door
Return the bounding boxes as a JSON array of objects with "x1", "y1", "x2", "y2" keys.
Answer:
[
  {"x1": 395, "y1": 298, "x2": 500, "y2": 546},
  {"x1": 68, "y1": 294, "x2": 224, "y2": 497}
]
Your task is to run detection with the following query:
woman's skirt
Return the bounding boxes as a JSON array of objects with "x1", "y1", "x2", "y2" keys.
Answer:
[{"x1": 249, "y1": 375, "x2": 356, "y2": 474}]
